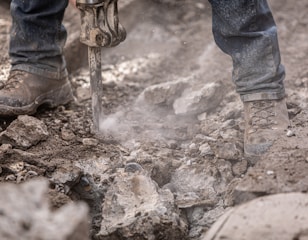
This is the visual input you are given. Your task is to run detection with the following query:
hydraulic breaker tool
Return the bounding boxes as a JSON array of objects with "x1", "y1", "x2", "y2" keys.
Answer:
[{"x1": 76, "y1": 0, "x2": 126, "y2": 132}]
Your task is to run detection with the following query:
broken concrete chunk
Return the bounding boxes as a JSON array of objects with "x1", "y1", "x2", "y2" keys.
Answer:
[
  {"x1": 139, "y1": 79, "x2": 189, "y2": 106},
  {"x1": 0, "y1": 143, "x2": 12, "y2": 161},
  {"x1": 232, "y1": 159, "x2": 248, "y2": 177},
  {"x1": 173, "y1": 82, "x2": 223, "y2": 115},
  {"x1": 0, "y1": 179, "x2": 89, "y2": 240},
  {"x1": 213, "y1": 142, "x2": 242, "y2": 161},
  {"x1": 96, "y1": 167, "x2": 188, "y2": 240},
  {"x1": 82, "y1": 138, "x2": 99, "y2": 146},
  {"x1": 0, "y1": 115, "x2": 49, "y2": 149},
  {"x1": 202, "y1": 193, "x2": 308, "y2": 240},
  {"x1": 50, "y1": 163, "x2": 83, "y2": 194},
  {"x1": 61, "y1": 128, "x2": 76, "y2": 141},
  {"x1": 199, "y1": 143, "x2": 214, "y2": 156},
  {"x1": 169, "y1": 165, "x2": 218, "y2": 208},
  {"x1": 76, "y1": 86, "x2": 91, "y2": 102}
]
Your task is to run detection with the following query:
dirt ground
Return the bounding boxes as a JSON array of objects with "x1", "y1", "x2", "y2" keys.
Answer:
[{"x1": 0, "y1": 0, "x2": 307, "y2": 239}]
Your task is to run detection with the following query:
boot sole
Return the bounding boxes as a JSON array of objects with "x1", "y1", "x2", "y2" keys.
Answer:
[{"x1": 0, "y1": 82, "x2": 73, "y2": 116}]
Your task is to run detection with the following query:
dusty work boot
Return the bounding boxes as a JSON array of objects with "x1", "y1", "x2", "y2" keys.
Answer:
[
  {"x1": 244, "y1": 98, "x2": 290, "y2": 156},
  {"x1": 0, "y1": 70, "x2": 73, "y2": 116}
]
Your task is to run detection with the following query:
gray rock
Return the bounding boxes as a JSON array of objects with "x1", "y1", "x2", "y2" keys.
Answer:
[
  {"x1": 202, "y1": 193, "x2": 308, "y2": 240},
  {"x1": 188, "y1": 142, "x2": 199, "y2": 155},
  {"x1": 140, "y1": 79, "x2": 189, "y2": 106},
  {"x1": 193, "y1": 134, "x2": 216, "y2": 144},
  {"x1": 0, "y1": 143, "x2": 12, "y2": 160},
  {"x1": 171, "y1": 161, "x2": 231, "y2": 239},
  {"x1": 173, "y1": 82, "x2": 223, "y2": 115},
  {"x1": 169, "y1": 165, "x2": 219, "y2": 209},
  {"x1": 232, "y1": 159, "x2": 248, "y2": 177},
  {"x1": 0, "y1": 115, "x2": 49, "y2": 149},
  {"x1": 76, "y1": 86, "x2": 91, "y2": 102},
  {"x1": 223, "y1": 178, "x2": 242, "y2": 207},
  {"x1": 213, "y1": 142, "x2": 242, "y2": 161},
  {"x1": 82, "y1": 138, "x2": 99, "y2": 146},
  {"x1": 0, "y1": 179, "x2": 89, "y2": 240},
  {"x1": 219, "y1": 128, "x2": 240, "y2": 140},
  {"x1": 199, "y1": 143, "x2": 214, "y2": 156},
  {"x1": 218, "y1": 95, "x2": 242, "y2": 121},
  {"x1": 197, "y1": 112, "x2": 207, "y2": 121},
  {"x1": 51, "y1": 164, "x2": 83, "y2": 191},
  {"x1": 186, "y1": 205, "x2": 226, "y2": 239},
  {"x1": 61, "y1": 128, "x2": 76, "y2": 141},
  {"x1": 96, "y1": 168, "x2": 188, "y2": 240}
]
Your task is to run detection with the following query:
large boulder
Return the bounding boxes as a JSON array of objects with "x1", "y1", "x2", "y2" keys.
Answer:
[{"x1": 202, "y1": 193, "x2": 308, "y2": 240}]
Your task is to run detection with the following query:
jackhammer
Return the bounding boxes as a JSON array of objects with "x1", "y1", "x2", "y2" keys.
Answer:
[{"x1": 76, "y1": 0, "x2": 126, "y2": 132}]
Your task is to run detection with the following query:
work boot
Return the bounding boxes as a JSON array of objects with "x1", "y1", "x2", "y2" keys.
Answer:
[
  {"x1": 244, "y1": 98, "x2": 290, "y2": 156},
  {"x1": 0, "y1": 70, "x2": 73, "y2": 116}
]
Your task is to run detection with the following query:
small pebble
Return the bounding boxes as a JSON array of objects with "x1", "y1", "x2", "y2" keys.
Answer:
[
  {"x1": 195, "y1": 3, "x2": 205, "y2": 9},
  {"x1": 266, "y1": 170, "x2": 275, "y2": 175},
  {"x1": 82, "y1": 138, "x2": 99, "y2": 146},
  {"x1": 61, "y1": 128, "x2": 75, "y2": 141},
  {"x1": 286, "y1": 129, "x2": 295, "y2": 137},
  {"x1": 54, "y1": 119, "x2": 61, "y2": 124},
  {"x1": 8, "y1": 161, "x2": 25, "y2": 173},
  {"x1": 124, "y1": 162, "x2": 143, "y2": 173}
]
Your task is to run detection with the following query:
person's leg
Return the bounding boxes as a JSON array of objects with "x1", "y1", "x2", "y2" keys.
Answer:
[
  {"x1": 209, "y1": 0, "x2": 285, "y2": 101},
  {"x1": 9, "y1": 0, "x2": 69, "y2": 79},
  {"x1": 0, "y1": 0, "x2": 73, "y2": 116},
  {"x1": 208, "y1": 0, "x2": 289, "y2": 155}
]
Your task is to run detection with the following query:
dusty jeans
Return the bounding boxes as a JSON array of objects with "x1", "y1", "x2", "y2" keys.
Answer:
[
  {"x1": 209, "y1": 0, "x2": 285, "y2": 101},
  {"x1": 9, "y1": 0, "x2": 285, "y2": 101},
  {"x1": 9, "y1": 0, "x2": 68, "y2": 79}
]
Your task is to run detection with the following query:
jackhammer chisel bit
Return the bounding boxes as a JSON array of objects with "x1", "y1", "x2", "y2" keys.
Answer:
[{"x1": 77, "y1": 0, "x2": 126, "y2": 132}]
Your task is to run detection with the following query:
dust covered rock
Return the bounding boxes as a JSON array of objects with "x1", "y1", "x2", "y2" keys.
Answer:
[
  {"x1": 0, "y1": 179, "x2": 89, "y2": 240},
  {"x1": 213, "y1": 141, "x2": 242, "y2": 161},
  {"x1": 0, "y1": 115, "x2": 49, "y2": 149},
  {"x1": 173, "y1": 82, "x2": 224, "y2": 115},
  {"x1": 140, "y1": 79, "x2": 189, "y2": 106},
  {"x1": 202, "y1": 193, "x2": 308, "y2": 240},
  {"x1": 96, "y1": 165, "x2": 188, "y2": 240},
  {"x1": 168, "y1": 164, "x2": 227, "y2": 208}
]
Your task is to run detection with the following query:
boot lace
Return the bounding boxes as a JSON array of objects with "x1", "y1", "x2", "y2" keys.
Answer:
[
  {"x1": 250, "y1": 101, "x2": 277, "y2": 130},
  {"x1": 2, "y1": 71, "x2": 25, "y2": 91}
]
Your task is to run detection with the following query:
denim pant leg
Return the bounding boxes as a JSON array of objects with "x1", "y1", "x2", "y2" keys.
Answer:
[
  {"x1": 9, "y1": 0, "x2": 69, "y2": 79},
  {"x1": 208, "y1": 0, "x2": 285, "y2": 102}
]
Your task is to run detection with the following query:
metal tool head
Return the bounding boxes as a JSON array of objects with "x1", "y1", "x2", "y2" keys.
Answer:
[{"x1": 77, "y1": 0, "x2": 126, "y2": 48}]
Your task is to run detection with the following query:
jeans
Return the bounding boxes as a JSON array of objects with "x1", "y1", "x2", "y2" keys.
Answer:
[
  {"x1": 9, "y1": 0, "x2": 68, "y2": 79},
  {"x1": 209, "y1": 0, "x2": 285, "y2": 101},
  {"x1": 9, "y1": 0, "x2": 285, "y2": 101}
]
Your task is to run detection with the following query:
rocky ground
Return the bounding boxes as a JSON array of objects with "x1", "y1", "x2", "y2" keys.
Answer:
[{"x1": 0, "y1": 0, "x2": 307, "y2": 240}]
